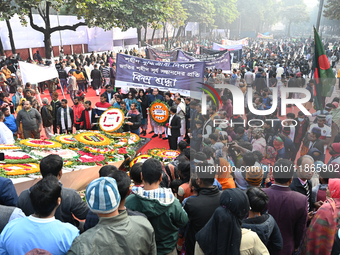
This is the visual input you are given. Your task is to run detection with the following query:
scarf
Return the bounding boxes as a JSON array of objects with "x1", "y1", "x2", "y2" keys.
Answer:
[
  {"x1": 128, "y1": 109, "x2": 139, "y2": 115},
  {"x1": 196, "y1": 189, "x2": 250, "y2": 255},
  {"x1": 85, "y1": 107, "x2": 92, "y2": 130},
  {"x1": 273, "y1": 136, "x2": 284, "y2": 151},
  {"x1": 261, "y1": 146, "x2": 277, "y2": 167},
  {"x1": 61, "y1": 106, "x2": 72, "y2": 131},
  {"x1": 301, "y1": 179, "x2": 340, "y2": 255}
]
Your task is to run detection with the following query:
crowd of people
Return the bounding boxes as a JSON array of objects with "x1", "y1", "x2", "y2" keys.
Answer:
[{"x1": 1, "y1": 36, "x2": 340, "y2": 255}]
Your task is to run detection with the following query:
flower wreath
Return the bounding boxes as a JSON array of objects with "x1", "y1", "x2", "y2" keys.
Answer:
[
  {"x1": 84, "y1": 146, "x2": 115, "y2": 155},
  {"x1": 74, "y1": 132, "x2": 111, "y2": 146},
  {"x1": 99, "y1": 108, "x2": 125, "y2": 132},
  {"x1": 4, "y1": 152, "x2": 38, "y2": 164},
  {"x1": 0, "y1": 163, "x2": 40, "y2": 176},
  {"x1": 29, "y1": 149, "x2": 79, "y2": 160},
  {"x1": 54, "y1": 134, "x2": 77, "y2": 145},
  {"x1": 148, "y1": 148, "x2": 165, "y2": 157},
  {"x1": 122, "y1": 132, "x2": 140, "y2": 144},
  {"x1": 20, "y1": 139, "x2": 62, "y2": 149},
  {"x1": 113, "y1": 138, "x2": 128, "y2": 148},
  {"x1": 149, "y1": 99, "x2": 170, "y2": 126},
  {"x1": 78, "y1": 151, "x2": 106, "y2": 163},
  {"x1": 156, "y1": 150, "x2": 180, "y2": 160},
  {"x1": 129, "y1": 154, "x2": 152, "y2": 168}
]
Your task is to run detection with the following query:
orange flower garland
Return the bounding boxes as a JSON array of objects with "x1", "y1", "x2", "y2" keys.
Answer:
[
  {"x1": 99, "y1": 109, "x2": 125, "y2": 132},
  {"x1": 149, "y1": 100, "x2": 169, "y2": 125},
  {"x1": 0, "y1": 163, "x2": 40, "y2": 176}
]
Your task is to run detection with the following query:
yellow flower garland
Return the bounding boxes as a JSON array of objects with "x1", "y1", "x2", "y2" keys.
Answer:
[
  {"x1": 0, "y1": 144, "x2": 21, "y2": 150},
  {"x1": 156, "y1": 150, "x2": 180, "y2": 159},
  {"x1": 129, "y1": 155, "x2": 152, "y2": 168},
  {"x1": 20, "y1": 139, "x2": 62, "y2": 149},
  {"x1": 74, "y1": 132, "x2": 111, "y2": 146},
  {"x1": 99, "y1": 109, "x2": 125, "y2": 132},
  {"x1": 84, "y1": 146, "x2": 115, "y2": 154},
  {"x1": 0, "y1": 163, "x2": 40, "y2": 176},
  {"x1": 55, "y1": 134, "x2": 77, "y2": 145}
]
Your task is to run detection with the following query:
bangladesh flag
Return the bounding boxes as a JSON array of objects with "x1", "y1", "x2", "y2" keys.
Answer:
[{"x1": 313, "y1": 27, "x2": 336, "y2": 110}]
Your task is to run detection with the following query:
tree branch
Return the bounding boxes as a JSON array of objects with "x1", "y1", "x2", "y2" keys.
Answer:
[
  {"x1": 50, "y1": 22, "x2": 86, "y2": 33},
  {"x1": 37, "y1": 5, "x2": 45, "y2": 21},
  {"x1": 29, "y1": 9, "x2": 45, "y2": 33}
]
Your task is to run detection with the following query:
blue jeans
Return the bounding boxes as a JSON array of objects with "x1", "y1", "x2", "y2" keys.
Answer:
[
  {"x1": 78, "y1": 82, "x2": 85, "y2": 92},
  {"x1": 60, "y1": 79, "x2": 68, "y2": 93},
  {"x1": 131, "y1": 129, "x2": 140, "y2": 136}
]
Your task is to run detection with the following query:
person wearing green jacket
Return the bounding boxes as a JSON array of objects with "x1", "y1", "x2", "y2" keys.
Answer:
[{"x1": 126, "y1": 158, "x2": 189, "y2": 255}]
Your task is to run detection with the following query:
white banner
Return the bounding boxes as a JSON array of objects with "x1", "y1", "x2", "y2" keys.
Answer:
[
  {"x1": 222, "y1": 38, "x2": 248, "y2": 46},
  {"x1": 19, "y1": 61, "x2": 58, "y2": 85}
]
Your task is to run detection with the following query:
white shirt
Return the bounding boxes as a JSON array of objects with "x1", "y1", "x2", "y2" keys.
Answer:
[
  {"x1": 289, "y1": 126, "x2": 295, "y2": 142},
  {"x1": 276, "y1": 67, "x2": 284, "y2": 77},
  {"x1": 168, "y1": 114, "x2": 174, "y2": 136},
  {"x1": 0, "y1": 122, "x2": 15, "y2": 144}
]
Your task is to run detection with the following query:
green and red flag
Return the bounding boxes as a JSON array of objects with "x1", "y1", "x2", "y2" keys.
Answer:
[{"x1": 313, "y1": 27, "x2": 336, "y2": 110}]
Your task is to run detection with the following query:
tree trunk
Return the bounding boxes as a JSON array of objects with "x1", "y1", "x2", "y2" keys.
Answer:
[
  {"x1": 0, "y1": 36, "x2": 5, "y2": 56},
  {"x1": 44, "y1": 32, "x2": 53, "y2": 60},
  {"x1": 137, "y1": 28, "x2": 142, "y2": 46},
  {"x1": 287, "y1": 21, "x2": 292, "y2": 37},
  {"x1": 162, "y1": 23, "x2": 166, "y2": 43},
  {"x1": 143, "y1": 25, "x2": 147, "y2": 43},
  {"x1": 6, "y1": 20, "x2": 16, "y2": 55},
  {"x1": 151, "y1": 27, "x2": 156, "y2": 45},
  {"x1": 176, "y1": 26, "x2": 183, "y2": 39}
]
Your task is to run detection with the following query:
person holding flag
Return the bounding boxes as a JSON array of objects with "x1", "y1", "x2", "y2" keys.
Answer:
[{"x1": 313, "y1": 27, "x2": 337, "y2": 111}]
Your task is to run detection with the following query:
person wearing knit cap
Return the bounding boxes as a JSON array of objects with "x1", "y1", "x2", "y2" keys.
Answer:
[
  {"x1": 328, "y1": 142, "x2": 340, "y2": 166},
  {"x1": 68, "y1": 177, "x2": 157, "y2": 255}
]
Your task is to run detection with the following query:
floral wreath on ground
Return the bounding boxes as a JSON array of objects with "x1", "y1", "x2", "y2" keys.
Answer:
[
  {"x1": 28, "y1": 149, "x2": 79, "y2": 161},
  {"x1": 4, "y1": 154, "x2": 38, "y2": 164},
  {"x1": 0, "y1": 163, "x2": 40, "y2": 177},
  {"x1": 123, "y1": 132, "x2": 140, "y2": 145},
  {"x1": 74, "y1": 132, "x2": 111, "y2": 146},
  {"x1": 53, "y1": 134, "x2": 77, "y2": 145},
  {"x1": 129, "y1": 154, "x2": 153, "y2": 168},
  {"x1": 149, "y1": 99, "x2": 170, "y2": 126},
  {"x1": 19, "y1": 139, "x2": 62, "y2": 149},
  {"x1": 156, "y1": 150, "x2": 180, "y2": 160},
  {"x1": 148, "y1": 148, "x2": 165, "y2": 157}
]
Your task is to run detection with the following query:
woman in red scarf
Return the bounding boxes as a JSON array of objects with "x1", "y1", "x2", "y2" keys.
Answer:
[{"x1": 301, "y1": 179, "x2": 340, "y2": 255}]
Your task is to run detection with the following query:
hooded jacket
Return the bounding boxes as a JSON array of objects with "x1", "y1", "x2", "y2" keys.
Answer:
[
  {"x1": 125, "y1": 187, "x2": 188, "y2": 255},
  {"x1": 242, "y1": 214, "x2": 283, "y2": 253}
]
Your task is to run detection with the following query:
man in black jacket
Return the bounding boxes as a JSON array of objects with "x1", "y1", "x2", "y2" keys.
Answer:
[
  {"x1": 167, "y1": 106, "x2": 181, "y2": 150},
  {"x1": 290, "y1": 155, "x2": 320, "y2": 222},
  {"x1": 294, "y1": 111, "x2": 310, "y2": 152},
  {"x1": 101, "y1": 84, "x2": 114, "y2": 103},
  {"x1": 126, "y1": 103, "x2": 142, "y2": 136},
  {"x1": 183, "y1": 172, "x2": 221, "y2": 255},
  {"x1": 51, "y1": 92, "x2": 62, "y2": 134},
  {"x1": 90, "y1": 64, "x2": 103, "y2": 96}
]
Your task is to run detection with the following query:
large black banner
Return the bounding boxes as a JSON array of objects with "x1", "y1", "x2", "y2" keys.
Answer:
[
  {"x1": 201, "y1": 46, "x2": 242, "y2": 63},
  {"x1": 146, "y1": 47, "x2": 179, "y2": 62}
]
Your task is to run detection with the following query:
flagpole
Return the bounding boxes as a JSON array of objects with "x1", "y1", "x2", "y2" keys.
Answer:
[{"x1": 316, "y1": 0, "x2": 324, "y2": 33}]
